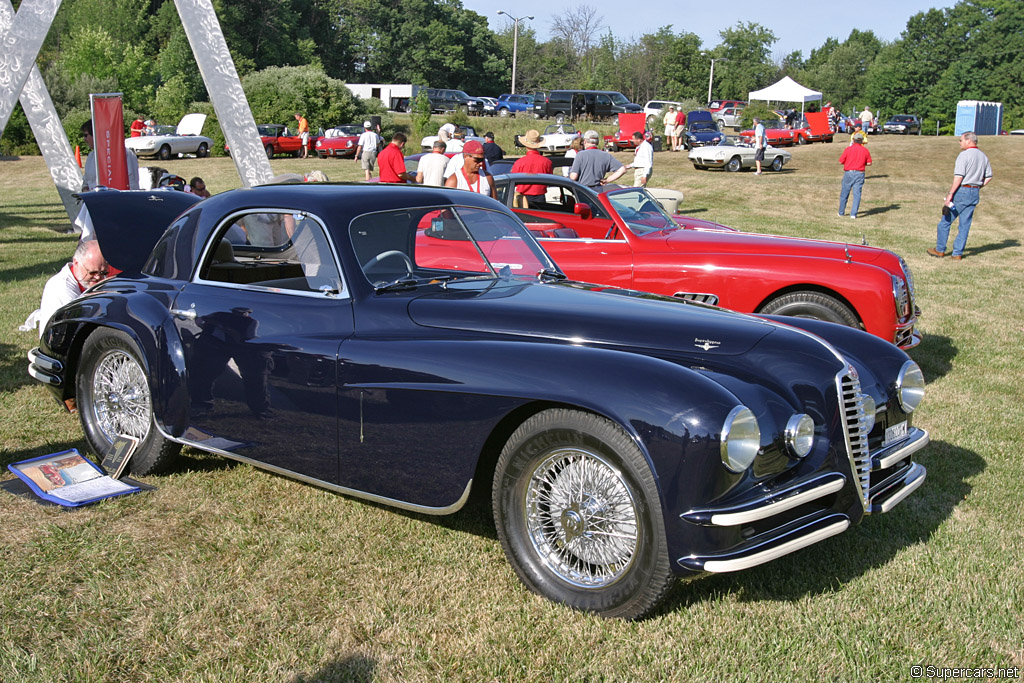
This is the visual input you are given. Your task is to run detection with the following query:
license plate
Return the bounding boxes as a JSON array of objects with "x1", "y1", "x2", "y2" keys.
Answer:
[{"x1": 884, "y1": 420, "x2": 908, "y2": 445}]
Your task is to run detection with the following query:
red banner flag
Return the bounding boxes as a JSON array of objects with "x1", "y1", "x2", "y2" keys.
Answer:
[{"x1": 90, "y1": 94, "x2": 129, "y2": 190}]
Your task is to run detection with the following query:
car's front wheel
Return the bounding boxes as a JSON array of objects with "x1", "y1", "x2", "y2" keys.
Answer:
[
  {"x1": 158, "y1": 145, "x2": 171, "y2": 161},
  {"x1": 770, "y1": 156, "x2": 785, "y2": 172},
  {"x1": 76, "y1": 328, "x2": 181, "y2": 476},
  {"x1": 265, "y1": 144, "x2": 275, "y2": 159},
  {"x1": 759, "y1": 291, "x2": 860, "y2": 328},
  {"x1": 492, "y1": 409, "x2": 675, "y2": 619},
  {"x1": 499, "y1": 108, "x2": 510, "y2": 117},
  {"x1": 726, "y1": 156, "x2": 742, "y2": 172},
  {"x1": 196, "y1": 142, "x2": 209, "y2": 158}
]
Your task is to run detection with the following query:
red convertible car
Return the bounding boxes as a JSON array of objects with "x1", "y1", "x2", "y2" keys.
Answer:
[
  {"x1": 314, "y1": 124, "x2": 364, "y2": 158},
  {"x1": 225, "y1": 124, "x2": 318, "y2": 159},
  {"x1": 792, "y1": 112, "x2": 835, "y2": 144},
  {"x1": 739, "y1": 119, "x2": 799, "y2": 146},
  {"x1": 602, "y1": 113, "x2": 651, "y2": 151},
  {"x1": 490, "y1": 173, "x2": 920, "y2": 349}
]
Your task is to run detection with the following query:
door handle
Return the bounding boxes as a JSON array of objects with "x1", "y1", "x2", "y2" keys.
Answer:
[{"x1": 171, "y1": 306, "x2": 196, "y2": 321}]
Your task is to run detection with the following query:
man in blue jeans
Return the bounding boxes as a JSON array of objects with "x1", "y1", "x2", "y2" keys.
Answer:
[
  {"x1": 928, "y1": 131, "x2": 993, "y2": 261},
  {"x1": 837, "y1": 132, "x2": 871, "y2": 219}
]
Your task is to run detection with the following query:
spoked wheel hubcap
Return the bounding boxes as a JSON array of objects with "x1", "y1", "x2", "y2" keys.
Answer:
[
  {"x1": 91, "y1": 350, "x2": 152, "y2": 443},
  {"x1": 525, "y1": 447, "x2": 639, "y2": 588}
]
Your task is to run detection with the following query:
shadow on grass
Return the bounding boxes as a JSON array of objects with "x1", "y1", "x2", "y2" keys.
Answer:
[
  {"x1": 1, "y1": 440, "x2": 86, "y2": 470},
  {"x1": 858, "y1": 203, "x2": 900, "y2": 217},
  {"x1": 0, "y1": 205, "x2": 71, "y2": 233},
  {"x1": 0, "y1": 257, "x2": 72, "y2": 285},
  {"x1": 658, "y1": 438, "x2": 981, "y2": 614},
  {"x1": 966, "y1": 238, "x2": 1020, "y2": 257},
  {"x1": 911, "y1": 333, "x2": 956, "y2": 384},
  {"x1": 293, "y1": 655, "x2": 376, "y2": 683},
  {"x1": 0, "y1": 341, "x2": 38, "y2": 394}
]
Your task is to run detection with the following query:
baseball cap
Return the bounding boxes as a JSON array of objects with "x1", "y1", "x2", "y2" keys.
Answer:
[
  {"x1": 852, "y1": 132, "x2": 865, "y2": 143},
  {"x1": 363, "y1": 121, "x2": 373, "y2": 128},
  {"x1": 462, "y1": 140, "x2": 485, "y2": 155}
]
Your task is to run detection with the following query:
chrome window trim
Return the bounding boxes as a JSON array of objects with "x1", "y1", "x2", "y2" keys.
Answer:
[{"x1": 195, "y1": 207, "x2": 350, "y2": 300}]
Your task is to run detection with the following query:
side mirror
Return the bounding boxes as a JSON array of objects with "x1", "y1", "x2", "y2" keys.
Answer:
[{"x1": 574, "y1": 203, "x2": 592, "y2": 220}]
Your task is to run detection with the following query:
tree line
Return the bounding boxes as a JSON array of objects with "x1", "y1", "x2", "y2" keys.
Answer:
[{"x1": 2, "y1": 0, "x2": 1020, "y2": 155}]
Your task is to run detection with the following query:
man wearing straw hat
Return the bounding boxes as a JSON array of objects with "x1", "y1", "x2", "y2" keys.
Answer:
[{"x1": 511, "y1": 130, "x2": 554, "y2": 208}]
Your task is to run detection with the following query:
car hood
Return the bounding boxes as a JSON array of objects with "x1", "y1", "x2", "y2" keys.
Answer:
[
  {"x1": 658, "y1": 228, "x2": 885, "y2": 263},
  {"x1": 177, "y1": 113, "x2": 207, "y2": 136},
  {"x1": 408, "y1": 280, "x2": 775, "y2": 357},
  {"x1": 78, "y1": 190, "x2": 202, "y2": 272}
]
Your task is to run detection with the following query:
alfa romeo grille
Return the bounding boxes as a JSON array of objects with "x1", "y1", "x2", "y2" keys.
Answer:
[{"x1": 837, "y1": 368, "x2": 871, "y2": 511}]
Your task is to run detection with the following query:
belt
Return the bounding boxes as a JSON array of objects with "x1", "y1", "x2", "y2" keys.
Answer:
[{"x1": 961, "y1": 184, "x2": 981, "y2": 188}]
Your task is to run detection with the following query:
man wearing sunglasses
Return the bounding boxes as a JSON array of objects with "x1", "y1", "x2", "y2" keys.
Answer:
[
  {"x1": 444, "y1": 141, "x2": 497, "y2": 199},
  {"x1": 24, "y1": 240, "x2": 110, "y2": 336}
]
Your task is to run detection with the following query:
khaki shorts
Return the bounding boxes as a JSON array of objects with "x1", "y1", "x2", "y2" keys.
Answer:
[
  {"x1": 634, "y1": 168, "x2": 651, "y2": 186},
  {"x1": 361, "y1": 150, "x2": 377, "y2": 171}
]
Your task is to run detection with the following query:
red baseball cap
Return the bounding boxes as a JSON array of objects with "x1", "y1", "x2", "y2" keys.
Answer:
[{"x1": 462, "y1": 140, "x2": 484, "y2": 155}]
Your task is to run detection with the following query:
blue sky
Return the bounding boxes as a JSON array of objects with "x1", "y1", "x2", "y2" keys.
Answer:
[{"x1": 465, "y1": 1, "x2": 953, "y2": 60}]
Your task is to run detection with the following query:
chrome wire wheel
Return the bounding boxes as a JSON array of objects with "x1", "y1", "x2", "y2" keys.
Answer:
[
  {"x1": 524, "y1": 446, "x2": 639, "y2": 588},
  {"x1": 90, "y1": 349, "x2": 152, "y2": 443}
]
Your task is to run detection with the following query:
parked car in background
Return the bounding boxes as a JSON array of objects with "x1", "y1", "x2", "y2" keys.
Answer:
[
  {"x1": 126, "y1": 113, "x2": 213, "y2": 161},
  {"x1": 689, "y1": 135, "x2": 791, "y2": 172},
  {"x1": 419, "y1": 125, "x2": 485, "y2": 151},
  {"x1": 680, "y1": 111, "x2": 724, "y2": 149},
  {"x1": 643, "y1": 100, "x2": 685, "y2": 127},
  {"x1": 708, "y1": 99, "x2": 746, "y2": 113},
  {"x1": 475, "y1": 96, "x2": 499, "y2": 116},
  {"x1": 314, "y1": 124, "x2": 364, "y2": 158},
  {"x1": 603, "y1": 113, "x2": 651, "y2": 151},
  {"x1": 883, "y1": 115, "x2": 922, "y2": 135},
  {"x1": 496, "y1": 94, "x2": 534, "y2": 117},
  {"x1": 512, "y1": 124, "x2": 581, "y2": 154},
  {"x1": 225, "y1": 123, "x2": 319, "y2": 159},
  {"x1": 739, "y1": 119, "x2": 799, "y2": 147},
  {"x1": 533, "y1": 90, "x2": 643, "y2": 122},
  {"x1": 791, "y1": 113, "x2": 835, "y2": 144},
  {"x1": 29, "y1": 185, "x2": 929, "y2": 619},
  {"x1": 488, "y1": 172, "x2": 920, "y2": 349},
  {"x1": 714, "y1": 106, "x2": 746, "y2": 130},
  {"x1": 423, "y1": 88, "x2": 482, "y2": 114}
]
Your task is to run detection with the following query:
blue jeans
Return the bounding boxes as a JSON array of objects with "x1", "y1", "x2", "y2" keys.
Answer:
[
  {"x1": 936, "y1": 186, "x2": 980, "y2": 257},
  {"x1": 839, "y1": 170, "x2": 865, "y2": 216}
]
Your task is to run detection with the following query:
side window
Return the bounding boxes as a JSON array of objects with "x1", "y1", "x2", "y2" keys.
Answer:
[{"x1": 198, "y1": 211, "x2": 344, "y2": 296}]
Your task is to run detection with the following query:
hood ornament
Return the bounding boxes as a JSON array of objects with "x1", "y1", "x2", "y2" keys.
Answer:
[{"x1": 694, "y1": 338, "x2": 721, "y2": 351}]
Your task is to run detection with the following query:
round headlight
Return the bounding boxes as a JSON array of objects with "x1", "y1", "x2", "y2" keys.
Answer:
[
  {"x1": 860, "y1": 393, "x2": 876, "y2": 434},
  {"x1": 896, "y1": 360, "x2": 925, "y2": 413},
  {"x1": 785, "y1": 414, "x2": 815, "y2": 458},
  {"x1": 720, "y1": 406, "x2": 761, "y2": 473}
]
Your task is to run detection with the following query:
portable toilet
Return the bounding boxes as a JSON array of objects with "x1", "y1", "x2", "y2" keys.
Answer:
[{"x1": 955, "y1": 100, "x2": 1003, "y2": 136}]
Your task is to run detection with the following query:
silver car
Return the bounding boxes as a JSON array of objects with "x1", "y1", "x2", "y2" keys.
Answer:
[
  {"x1": 688, "y1": 135, "x2": 791, "y2": 172},
  {"x1": 715, "y1": 106, "x2": 746, "y2": 130},
  {"x1": 124, "y1": 113, "x2": 213, "y2": 161}
]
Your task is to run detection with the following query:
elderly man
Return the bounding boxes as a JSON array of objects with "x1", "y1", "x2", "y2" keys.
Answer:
[
  {"x1": 838, "y1": 132, "x2": 872, "y2": 219},
  {"x1": 444, "y1": 140, "x2": 496, "y2": 199},
  {"x1": 569, "y1": 130, "x2": 626, "y2": 189},
  {"x1": 24, "y1": 240, "x2": 109, "y2": 335},
  {"x1": 511, "y1": 130, "x2": 554, "y2": 207},
  {"x1": 928, "y1": 131, "x2": 993, "y2": 261},
  {"x1": 625, "y1": 132, "x2": 653, "y2": 187}
]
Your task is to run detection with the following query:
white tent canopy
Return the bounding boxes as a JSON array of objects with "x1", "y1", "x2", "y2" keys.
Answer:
[{"x1": 748, "y1": 76, "x2": 822, "y2": 117}]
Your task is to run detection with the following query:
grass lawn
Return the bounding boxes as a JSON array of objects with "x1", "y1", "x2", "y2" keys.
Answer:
[{"x1": 1, "y1": 127, "x2": 1023, "y2": 682}]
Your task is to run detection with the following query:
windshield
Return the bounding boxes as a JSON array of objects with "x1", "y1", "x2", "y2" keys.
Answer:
[
  {"x1": 349, "y1": 206, "x2": 558, "y2": 288},
  {"x1": 606, "y1": 189, "x2": 676, "y2": 235},
  {"x1": 691, "y1": 122, "x2": 718, "y2": 131},
  {"x1": 609, "y1": 92, "x2": 630, "y2": 105}
]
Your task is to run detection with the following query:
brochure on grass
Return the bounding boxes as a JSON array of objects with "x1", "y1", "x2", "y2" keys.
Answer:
[{"x1": 7, "y1": 449, "x2": 142, "y2": 507}]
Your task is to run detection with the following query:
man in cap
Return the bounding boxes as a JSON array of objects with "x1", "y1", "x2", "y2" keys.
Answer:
[
  {"x1": 354, "y1": 120, "x2": 382, "y2": 181},
  {"x1": 569, "y1": 130, "x2": 626, "y2": 189},
  {"x1": 482, "y1": 132, "x2": 504, "y2": 164},
  {"x1": 511, "y1": 130, "x2": 554, "y2": 207},
  {"x1": 664, "y1": 105, "x2": 679, "y2": 152},
  {"x1": 837, "y1": 132, "x2": 872, "y2": 219},
  {"x1": 444, "y1": 140, "x2": 496, "y2": 198}
]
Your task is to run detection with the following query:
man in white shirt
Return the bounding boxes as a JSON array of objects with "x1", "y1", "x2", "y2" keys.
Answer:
[
  {"x1": 625, "y1": 132, "x2": 654, "y2": 186},
  {"x1": 23, "y1": 240, "x2": 109, "y2": 336},
  {"x1": 416, "y1": 141, "x2": 449, "y2": 186},
  {"x1": 445, "y1": 131, "x2": 465, "y2": 153},
  {"x1": 80, "y1": 120, "x2": 140, "y2": 191},
  {"x1": 354, "y1": 121, "x2": 382, "y2": 181}
]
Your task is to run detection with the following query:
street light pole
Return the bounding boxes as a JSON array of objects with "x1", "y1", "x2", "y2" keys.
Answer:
[
  {"x1": 497, "y1": 10, "x2": 533, "y2": 94},
  {"x1": 707, "y1": 58, "x2": 727, "y2": 106}
]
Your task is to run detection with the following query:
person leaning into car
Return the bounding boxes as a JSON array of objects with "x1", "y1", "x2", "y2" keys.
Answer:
[
  {"x1": 378, "y1": 133, "x2": 416, "y2": 184},
  {"x1": 569, "y1": 130, "x2": 626, "y2": 189}
]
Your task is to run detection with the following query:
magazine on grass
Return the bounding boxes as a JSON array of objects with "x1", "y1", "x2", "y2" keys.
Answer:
[{"x1": 7, "y1": 449, "x2": 142, "y2": 507}]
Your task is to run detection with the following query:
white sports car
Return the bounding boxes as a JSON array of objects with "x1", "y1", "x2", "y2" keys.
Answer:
[
  {"x1": 419, "y1": 125, "x2": 485, "y2": 151},
  {"x1": 688, "y1": 135, "x2": 791, "y2": 172},
  {"x1": 125, "y1": 113, "x2": 214, "y2": 160}
]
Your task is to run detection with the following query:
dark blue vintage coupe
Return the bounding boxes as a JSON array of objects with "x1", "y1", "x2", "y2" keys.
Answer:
[{"x1": 29, "y1": 185, "x2": 929, "y2": 619}]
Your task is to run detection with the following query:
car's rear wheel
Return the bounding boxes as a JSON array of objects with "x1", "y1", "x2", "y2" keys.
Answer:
[
  {"x1": 726, "y1": 157, "x2": 742, "y2": 172},
  {"x1": 770, "y1": 156, "x2": 784, "y2": 172},
  {"x1": 265, "y1": 144, "x2": 274, "y2": 159},
  {"x1": 499, "y1": 108, "x2": 510, "y2": 117},
  {"x1": 492, "y1": 409, "x2": 674, "y2": 619},
  {"x1": 759, "y1": 291, "x2": 860, "y2": 328},
  {"x1": 196, "y1": 142, "x2": 209, "y2": 158},
  {"x1": 76, "y1": 328, "x2": 181, "y2": 476},
  {"x1": 158, "y1": 145, "x2": 171, "y2": 161}
]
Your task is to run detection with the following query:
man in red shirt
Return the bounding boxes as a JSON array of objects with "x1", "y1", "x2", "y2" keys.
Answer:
[
  {"x1": 837, "y1": 132, "x2": 872, "y2": 219},
  {"x1": 510, "y1": 130, "x2": 554, "y2": 208},
  {"x1": 378, "y1": 133, "x2": 416, "y2": 183}
]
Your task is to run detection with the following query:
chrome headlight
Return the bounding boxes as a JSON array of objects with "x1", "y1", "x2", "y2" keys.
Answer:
[
  {"x1": 892, "y1": 275, "x2": 910, "y2": 318},
  {"x1": 860, "y1": 394, "x2": 877, "y2": 433},
  {"x1": 720, "y1": 406, "x2": 761, "y2": 472},
  {"x1": 896, "y1": 360, "x2": 925, "y2": 413},
  {"x1": 785, "y1": 414, "x2": 815, "y2": 458}
]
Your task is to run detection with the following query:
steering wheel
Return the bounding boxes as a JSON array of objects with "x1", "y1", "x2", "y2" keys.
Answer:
[{"x1": 362, "y1": 250, "x2": 414, "y2": 276}]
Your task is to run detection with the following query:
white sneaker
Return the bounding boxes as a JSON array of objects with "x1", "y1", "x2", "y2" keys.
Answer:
[{"x1": 850, "y1": 214, "x2": 857, "y2": 219}]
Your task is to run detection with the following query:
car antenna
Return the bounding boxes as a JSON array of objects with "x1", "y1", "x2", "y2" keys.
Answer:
[{"x1": 862, "y1": 233, "x2": 868, "y2": 246}]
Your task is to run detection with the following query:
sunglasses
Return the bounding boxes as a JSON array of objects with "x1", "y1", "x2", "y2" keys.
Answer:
[{"x1": 467, "y1": 156, "x2": 485, "y2": 163}]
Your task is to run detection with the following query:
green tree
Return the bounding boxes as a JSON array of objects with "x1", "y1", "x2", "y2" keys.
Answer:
[{"x1": 713, "y1": 22, "x2": 778, "y2": 101}]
